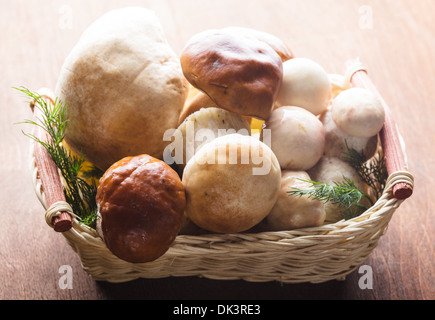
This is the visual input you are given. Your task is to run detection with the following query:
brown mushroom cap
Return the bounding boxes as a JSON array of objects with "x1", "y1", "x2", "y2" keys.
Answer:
[
  {"x1": 180, "y1": 27, "x2": 287, "y2": 120},
  {"x1": 223, "y1": 27, "x2": 294, "y2": 62},
  {"x1": 96, "y1": 154, "x2": 186, "y2": 263}
]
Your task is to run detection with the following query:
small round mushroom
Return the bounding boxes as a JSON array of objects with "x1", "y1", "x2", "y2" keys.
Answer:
[
  {"x1": 307, "y1": 156, "x2": 370, "y2": 223},
  {"x1": 320, "y1": 106, "x2": 378, "y2": 160},
  {"x1": 265, "y1": 170, "x2": 326, "y2": 231},
  {"x1": 182, "y1": 134, "x2": 281, "y2": 234},
  {"x1": 332, "y1": 87, "x2": 385, "y2": 138},
  {"x1": 180, "y1": 27, "x2": 287, "y2": 120},
  {"x1": 96, "y1": 154, "x2": 185, "y2": 263},
  {"x1": 275, "y1": 58, "x2": 331, "y2": 115},
  {"x1": 172, "y1": 107, "x2": 251, "y2": 170},
  {"x1": 262, "y1": 106, "x2": 325, "y2": 171}
]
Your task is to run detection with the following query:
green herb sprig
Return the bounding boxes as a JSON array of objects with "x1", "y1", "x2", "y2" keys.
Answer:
[
  {"x1": 288, "y1": 177, "x2": 372, "y2": 220},
  {"x1": 15, "y1": 87, "x2": 99, "y2": 228},
  {"x1": 287, "y1": 141, "x2": 387, "y2": 221},
  {"x1": 342, "y1": 141, "x2": 388, "y2": 201}
]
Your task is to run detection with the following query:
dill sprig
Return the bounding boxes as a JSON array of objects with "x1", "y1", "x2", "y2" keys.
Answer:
[
  {"x1": 288, "y1": 177, "x2": 372, "y2": 220},
  {"x1": 15, "y1": 87, "x2": 99, "y2": 228},
  {"x1": 287, "y1": 141, "x2": 388, "y2": 221},
  {"x1": 341, "y1": 141, "x2": 388, "y2": 201}
]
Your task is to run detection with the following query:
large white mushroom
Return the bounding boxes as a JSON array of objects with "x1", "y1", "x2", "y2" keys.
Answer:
[
  {"x1": 55, "y1": 7, "x2": 188, "y2": 170},
  {"x1": 275, "y1": 58, "x2": 331, "y2": 115},
  {"x1": 182, "y1": 134, "x2": 281, "y2": 234},
  {"x1": 262, "y1": 106, "x2": 325, "y2": 171}
]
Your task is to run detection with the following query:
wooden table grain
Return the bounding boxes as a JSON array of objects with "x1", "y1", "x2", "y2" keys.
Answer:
[{"x1": 1, "y1": 0, "x2": 433, "y2": 301}]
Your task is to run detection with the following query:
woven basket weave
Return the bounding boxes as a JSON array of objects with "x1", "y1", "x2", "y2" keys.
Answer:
[{"x1": 28, "y1": 65, "x2": 414, "y2": 284}]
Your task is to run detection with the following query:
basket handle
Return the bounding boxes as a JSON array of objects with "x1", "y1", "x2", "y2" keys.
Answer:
[
  {"x1": 346, "y1": 60, "x2": 413, "y2": 200},
  {"x1": 31, "y1": 89, "x2": 73, "y2": 232}
]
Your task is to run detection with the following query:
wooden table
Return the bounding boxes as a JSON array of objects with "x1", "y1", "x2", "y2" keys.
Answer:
[{"x1": 1, "y1": 0, "x2": 433, "y2": 301}]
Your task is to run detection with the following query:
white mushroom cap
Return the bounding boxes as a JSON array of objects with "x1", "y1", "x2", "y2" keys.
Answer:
[
  {"x1": 173, "y1": 107, "x2": 251, "y2": 169},
  {"x1": 182, "y1": 134, "x2": 281, "y2": 234},
  {"x1": 262, "y1": 106, "x2": 325, "y2": 171},
  {"x1": 332, "y1": 87, "x2": 385, "y2": 138},
  {"x1": 276, "y1": 58, "x2": 331, "y2": 115}
]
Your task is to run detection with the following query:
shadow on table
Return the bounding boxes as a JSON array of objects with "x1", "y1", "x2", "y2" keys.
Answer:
[{"x1": 95, "y1": 267, "x2": 374, "y2": 300}]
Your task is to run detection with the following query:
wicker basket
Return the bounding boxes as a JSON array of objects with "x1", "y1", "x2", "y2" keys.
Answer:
[{"x1": 29, "y1": 62, "x2": 414, "y2": 284}]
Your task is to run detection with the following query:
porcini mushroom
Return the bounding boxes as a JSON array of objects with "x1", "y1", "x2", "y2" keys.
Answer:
[
  {"x1": 56, "y1": 7, "x2": 188, "y2": 170},
  {"x1": 180, "y1": 27, "x2": 288, "y2": 120},
  {"x1": 307, "y1": 156, "x2": 370, "y2": 223},
  {"x1": 96, "y1": 154, "x2": 185, "y2": 263},
  {"x1": 262, "y1": 106, "x2": 325, "y2": 171},
  {"x1": 182, "y1": 134, "x2": 281, "y2": 234},
  {"x1": 170, "y1": 107, "x2": 251, "y2": 170},
  {"x1": 275, "y1": 58, "x2": 331, "y2": 115},
  {"x1": 331, "y1": 87, "x2": 385, "y2": 138},
  {"x1": 320, "y1": 106, "x2": 378, "y2": 160},
  {"x1": 265, "y1": 170, "x2": 326, "y2": 231}
]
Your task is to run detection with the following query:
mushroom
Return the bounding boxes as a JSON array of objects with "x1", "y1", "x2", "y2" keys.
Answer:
[
  {"x1": 332, "y1": 87, "x2": 385, "y2": 138},
  {"x1": 182, "y1": 134, "x2": 281, "y2": 234},
  {"x1": 168, "y1": 107, "x2": 251, "y2": 170},
  {"x1": 180, "y1": 27, "x2": 289, "y2": 120},
  {"x1": 261, "y1": 106, "x2": 325, "y2": 170},
  {"x1": 320, "y1": 105, "x2": 378, "y2": 160},
  {"x1": 307, "y1": 156, "x2": 370, "y2": 223},
  {"x1": 265, "y1": 170, "x2": 326, "y2": 231},
  {"x1": 56, "y1": 7, "x2": 188, "y2": 170},
  {"x1": 96, "y1": 154, "x2": 185, "y2": 263},
  {"x1": 275, "y1": 58, "x2": 331, "y2": 115}
]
